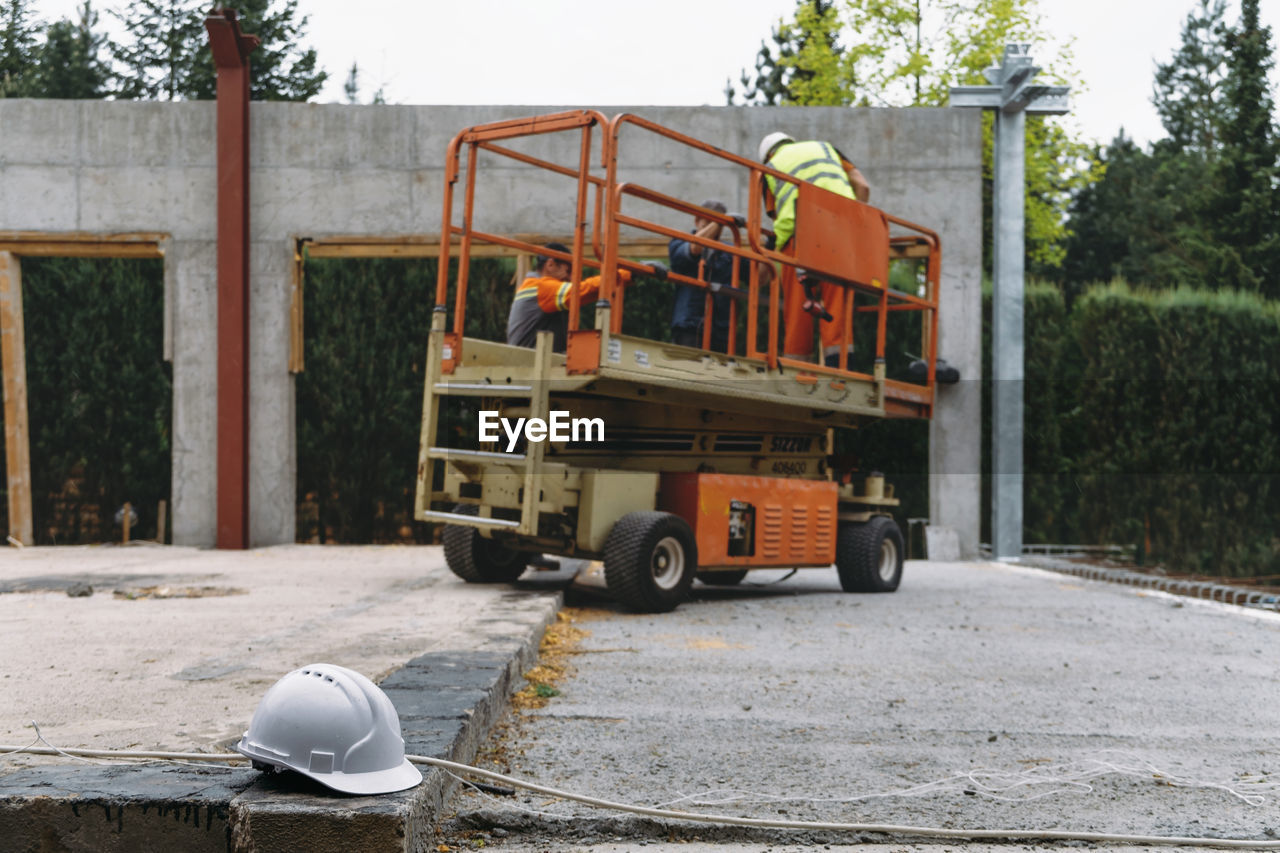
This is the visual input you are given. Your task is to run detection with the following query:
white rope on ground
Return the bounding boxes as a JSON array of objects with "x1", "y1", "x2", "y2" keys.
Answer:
[
  {"x1": 3, "y1": 737, "x2": 1279, "y2": 849},
  {"x1": 412, "y1": 754, "x2": 1280, "y2": 850},
  {"x1": 0, "y1": 733, "x2": 41, "y2": 758},
  {"x1": 0, "y1": 745, "x2": 241, "y2": 762},
  {"x1": 656, "y1": 751, "x2": 1278, "y2": 809},
  {"x1": 442, "y1": 768, "x2": 581, "y2": 821},
  {"x1": 19, "y1": 722, "x2": 117, "y2": 765}
]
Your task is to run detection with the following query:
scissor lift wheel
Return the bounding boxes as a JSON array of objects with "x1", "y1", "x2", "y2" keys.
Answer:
[
  {"x1": 604, "y1": 511, "x2": 698, "y2": 613},
  {"x1": 835, "y1": 515, "x2": 904, "y2": 593},
  {"x1": 442, "y1": 504, "x2": 530, "y2": 584}
]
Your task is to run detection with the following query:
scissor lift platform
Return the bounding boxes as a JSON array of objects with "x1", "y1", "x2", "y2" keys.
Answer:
[
  {"x1": 415, "y1": 111, "x2": 941, "y2": 612},
  {"x1": 441, "y1": 335, "x2": 904, "y2": 423}
]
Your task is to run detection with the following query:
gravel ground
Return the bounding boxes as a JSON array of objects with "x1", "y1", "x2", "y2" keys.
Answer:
[{"x1": 436, "y1": 560, "x2": 1280, "y2": 850}]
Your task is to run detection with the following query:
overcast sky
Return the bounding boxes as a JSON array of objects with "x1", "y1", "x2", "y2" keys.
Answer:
[{"x1": 27, "y1": 0, "x2": 1280, "y2": 149}]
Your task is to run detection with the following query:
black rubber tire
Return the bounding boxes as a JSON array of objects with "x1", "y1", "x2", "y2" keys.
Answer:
[
  {"x1": 835, "y1": 515, "x2": 904, "y2": 593},
  {"x1": 603, "y1": 511, "x2": 697, "y2": 613},
  {"x1": 697, "y1": 570, "x2": 749, "y2": 586},
  {"x1": 441, "y1": 504, "x2": 529, "y2": 584}
]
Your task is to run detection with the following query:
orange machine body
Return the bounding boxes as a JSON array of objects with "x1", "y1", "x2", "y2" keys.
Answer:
[{"x1": 659, "y1": 473, "x2": 838, "y2": 569}]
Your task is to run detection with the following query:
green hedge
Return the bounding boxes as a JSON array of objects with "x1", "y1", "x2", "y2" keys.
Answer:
[
  {"x1": 977, "y1": 281, "x2": 1280, "y2": 576},
  {"x1": 1072, "y1": 284, "x2": 1280, "y2": 576}
]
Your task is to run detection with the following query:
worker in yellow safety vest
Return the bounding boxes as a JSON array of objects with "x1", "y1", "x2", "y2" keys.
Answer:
[{"x1": 759, "y1": 132, "x2": 870, "y2": 366}]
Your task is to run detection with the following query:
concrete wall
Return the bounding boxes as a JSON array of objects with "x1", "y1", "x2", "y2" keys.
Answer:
[{"x1": 0, "y1": 101, "x2": 982, "y2": 554}]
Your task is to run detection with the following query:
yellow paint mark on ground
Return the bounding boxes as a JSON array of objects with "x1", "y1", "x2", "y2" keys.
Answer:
[
  {"x1": 683, "y1": 636, "x2": 750, "y2": 651},
  {"x1": 650, "y1": 632, "x2": 751, "y2": 651}
]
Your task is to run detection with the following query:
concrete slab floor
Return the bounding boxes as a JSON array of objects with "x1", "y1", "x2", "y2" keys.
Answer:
[
  {"x1": 0, "y1": 544, "x2": 564, "y2": 852},
  {"x1": 0, "y1": 543, "x2": 558, "y2": 757}
]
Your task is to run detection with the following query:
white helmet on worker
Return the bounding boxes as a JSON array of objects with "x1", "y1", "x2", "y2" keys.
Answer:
[
  {"x1": 236, "y1": 663, "x2": 423, "y2": 795},
  {"x1": 758, "y1": 131, "x2": 795, "y2": 162}
]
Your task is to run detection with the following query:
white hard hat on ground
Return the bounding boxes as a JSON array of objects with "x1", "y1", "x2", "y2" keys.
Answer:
[
  {"x1": 236, "y1": 663, "x2": 422, "y2": 795},
  {"x1": 758, "y1": 131, "x2": 795, "y2": 162}
]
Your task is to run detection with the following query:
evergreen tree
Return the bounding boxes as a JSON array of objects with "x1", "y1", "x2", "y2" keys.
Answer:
[
  {"x1": 1064, "y1": 0, "x2": 1279, "y2": 294},
  {"x1": 0, "y1": 0, "x2": 39, "y2": 96},
  {"x1": 1061, "y1": 133, "x2": 1206, "y2": 293},
  {"x1": 1152, "y1": 0, "x2": 1228, "y2": 157},
  {"x1": 26, "y1": 1, "x2": 111, "y2": 99},
  {"x1": 340, "y1": 59, "x2": 385, "y2": 104},
  {"x1": 112, "y1": 0, "x2": 326, "y2": 101},
  {"x1": 1202, "y1": 0, "x2": 1280, "y2": 295},
  {"x1": 182, "y1": 0, "x2": 325, "y2": 100},
  {"x1": 343, "y1": 60, "x2": 358, "y2": 103},
  {"x1": 729, "y1": 0, "x2": 842, "y2": 105},
  {"x1": 1061, "y1": 137, "x2": 1135, "y2": 290},
  {"x1": 110, "y1": 0, "x2": 203, "y2": 100}
]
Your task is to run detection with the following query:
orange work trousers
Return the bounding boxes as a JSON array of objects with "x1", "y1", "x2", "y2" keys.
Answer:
[{"x1": 781, "y1": 264, "x2": 849, "y2": 360}]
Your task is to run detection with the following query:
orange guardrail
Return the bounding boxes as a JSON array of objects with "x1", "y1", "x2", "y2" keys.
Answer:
[{"x1": 434, "y1": 110, "x2": 941, "y2": 417}]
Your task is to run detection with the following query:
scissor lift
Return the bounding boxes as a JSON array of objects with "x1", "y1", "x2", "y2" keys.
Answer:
[{"x1": 415, "y1": 111, "x2": 942, "y2": 612}]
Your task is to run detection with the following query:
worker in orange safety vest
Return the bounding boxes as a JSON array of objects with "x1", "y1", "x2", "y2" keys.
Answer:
[{"x1": 505, "y1": 242, "x2": 636, "y2": 352}]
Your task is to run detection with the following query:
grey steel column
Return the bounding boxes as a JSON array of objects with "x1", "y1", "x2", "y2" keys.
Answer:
[
  {"x1": 950, "y1": 44, "x2": 1069, "y2": 562},
  {"x1": 992, "y1": 107, "x2": 1025, "y2": 560}
]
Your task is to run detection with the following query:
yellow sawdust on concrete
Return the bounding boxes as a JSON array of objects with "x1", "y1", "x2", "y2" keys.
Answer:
[{"x1": 511, "y1": 609, "x2": 589, "y2": 710}]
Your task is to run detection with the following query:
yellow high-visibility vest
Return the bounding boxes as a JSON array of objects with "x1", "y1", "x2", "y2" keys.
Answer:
[{"x1": 765, "y1": 140, "x2": 855, "y2": 248}]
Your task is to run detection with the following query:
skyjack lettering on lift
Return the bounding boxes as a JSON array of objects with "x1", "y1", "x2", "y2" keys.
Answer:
[{"x1": 478, "y1": 410, "x2": 605, "y2": 453}]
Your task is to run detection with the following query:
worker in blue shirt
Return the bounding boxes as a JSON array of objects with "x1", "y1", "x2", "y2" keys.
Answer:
[{"x1": 667, "y1": 200, "x2": 739, "y2": 353}]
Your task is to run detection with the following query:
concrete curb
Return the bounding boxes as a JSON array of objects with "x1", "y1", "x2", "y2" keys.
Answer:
[
  {"x1": 0, "y1": 590, "x2": 562, "y2": 852},
  {"x1": 1017, "y1": 556, "x2": 1280, "y2": 614}
]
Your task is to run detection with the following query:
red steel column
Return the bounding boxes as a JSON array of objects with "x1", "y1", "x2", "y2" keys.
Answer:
[{"x1": 206, "y1": 10, "x2": 259, "y2": 549}]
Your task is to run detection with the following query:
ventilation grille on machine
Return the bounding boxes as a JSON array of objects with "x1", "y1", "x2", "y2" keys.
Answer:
[
  {"x1": 789, "y1": 506, "x2": 809, "y2": 554},
  {"x1": 760, "y1": 502, "x2": 833, "y2": 562},
  {"x1": 814, "y1": 504, "x2": 834, "y2": 556},
  {"x1": 761, "y1": 505, "x2": 784, "y2": 559}
]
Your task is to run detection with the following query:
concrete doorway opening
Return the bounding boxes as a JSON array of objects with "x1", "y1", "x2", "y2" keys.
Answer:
[
  {"x1": 294, "y1": 241, "x2": 522, "y2": 544},
  {"x1": 1, "y1": 240, "x2": 171, "y2": 545}
]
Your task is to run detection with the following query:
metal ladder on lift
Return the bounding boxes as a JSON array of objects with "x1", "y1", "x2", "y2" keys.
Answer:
[{"x1": 416, "y1": 327, "x2": 553, "y2": 538}]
